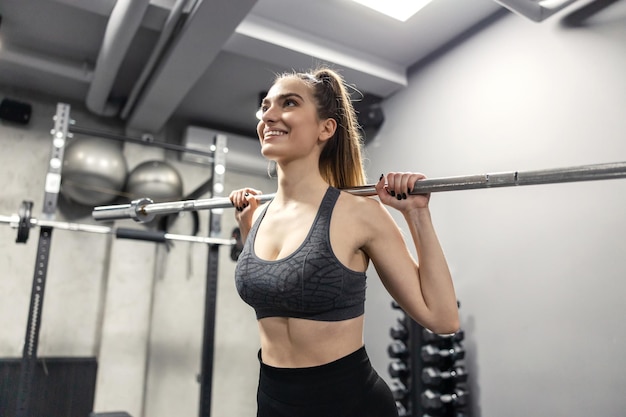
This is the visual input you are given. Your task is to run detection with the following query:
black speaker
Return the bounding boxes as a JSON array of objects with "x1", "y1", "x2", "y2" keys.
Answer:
[
  {"x1": 357, "y1": 103, "x2": 384, "y2": 131},
  {"x1": 0, "y1": 98, "x2": 32, "y2": 125},
  {"x1": 354, "y1": 101, "x2": 385, "y2": 144}
]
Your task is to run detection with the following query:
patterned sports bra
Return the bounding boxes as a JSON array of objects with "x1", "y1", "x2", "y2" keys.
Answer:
[{"x1": 234, "y1": 187, "x2": 367, "y2": 321}]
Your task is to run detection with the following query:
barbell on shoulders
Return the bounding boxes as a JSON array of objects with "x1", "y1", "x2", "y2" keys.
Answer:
[{"x1": 92, "y1": 161, "x2": 626, "y2": 223}]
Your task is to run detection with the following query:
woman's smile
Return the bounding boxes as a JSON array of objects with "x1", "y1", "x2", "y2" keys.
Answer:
[{"x1": 262, "y1": 129, "x2": 287, "y2": 141}]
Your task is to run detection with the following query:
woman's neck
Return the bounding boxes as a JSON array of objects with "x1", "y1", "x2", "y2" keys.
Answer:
[{"x1": 274, "y1": 161, "x2": 328, "y2": 204}]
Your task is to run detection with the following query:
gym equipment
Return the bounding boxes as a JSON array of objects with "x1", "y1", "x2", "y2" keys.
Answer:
[
  {"x1": 230, "y1": 227, "x2": 243, "y2": 261},
  {"x1": 421, "y1": 388, "x2": 468, "y2": 409},
  {"x1": 422, "y1": 328, "x2": 464, "y2": 345},
  {"x1": 1, "y1": 201, "x2": 235, "y2": 246},
  {"x1": 61, "y1": 137, "x2": 128, "y2": 206},
  {"x1": 390, "y1": 380, "x2": 409, "y2": 401},
  {"x1": 389, "y1": 300, "x2": 469, "y2": 417},
  {"x1": 423, "y1": 410, "x2": 469, "y2": 417},
  {"x1": 388, "y1": 360, "x2": 409, "y2": 379},
  {"x1": 14, "y1": 103, "x2": 70, "y2": 417},
  {"x1": 422, "y1": 366, "x2": 468, "y2": 386},
  {"x1": 390, "y1": 318, "x2": 408, "y2": 340},
  {"x1": 395, "y1": 401, "x2": 409, "y2": 417},
  {"x1": 126, "y1": 160, "x2": 183, "y2": 202},
  {"x1": 15, "y1": 201, "x2": 33, "y2": 243},
  {"x1": 388, "y1": 340, "x2": 409, "y2": 358},
  {"x1": 9, "y1": 104, "x2": 232, "y2": 417},
  {"x1": 91, "y1": 160, "x2": 626, "y2": 222},
  {"x1": 421, "y1": 344, "x2": 465, "y2": 366}
]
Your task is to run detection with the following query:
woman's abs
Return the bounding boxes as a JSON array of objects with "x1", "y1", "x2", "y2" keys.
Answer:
[{"x1": 258, "y1": 315, "x2": 365, "y2": 368}]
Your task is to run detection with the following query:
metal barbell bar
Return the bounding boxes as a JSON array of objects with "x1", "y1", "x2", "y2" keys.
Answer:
[
  {"x1": 92, "y1": 161, "x2": 626, "y2": 223},
  {"x1": 1, "y1": 202, "x2": 235, "y2": 246}
]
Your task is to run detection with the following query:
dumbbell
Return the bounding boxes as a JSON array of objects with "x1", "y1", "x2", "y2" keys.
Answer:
[
  {"x1": 421, "y1": 387, "x2": 468, "y2": 410},
  {"x1": 388, "y1": 360, "x2": 409, "y2": 379},
  {"x1": 422, "y1": 328, "x2": 464, "y2": 345},
  {"x1": 388, "y1": 340, "x2": 409, "y2": 358},
  {"x1": 389, "y1": 379, "x2": 409, "y2": 400},
  {"x1": 396, "y1": 401, "x2": 410, "y2": 417},
  {"x1": 422, "y1": 410, "x2": 469, "y2": 417},
  {"x1": 390, "y1": 318, "x2": 408, "y2": 340},
  {"x1": 421, "y1": 343, "x2": 464, "y2": 366},
  {"x1": 422, "y1": 366, "x2": 467, "y2": 386}
]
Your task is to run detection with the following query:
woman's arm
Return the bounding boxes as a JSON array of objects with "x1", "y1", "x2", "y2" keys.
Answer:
[{"x1": 362, "y1": 173, "x2": 459, "y2": 334}]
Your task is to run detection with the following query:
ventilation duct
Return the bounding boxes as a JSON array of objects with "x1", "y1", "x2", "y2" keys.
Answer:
[{"x1": 494, "y1": 0, "x2": 578, "y2": 21}]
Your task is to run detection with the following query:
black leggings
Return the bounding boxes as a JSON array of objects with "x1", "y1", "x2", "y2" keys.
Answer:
[{"x1": 257, "y1": 346, "x2": 399, "y2": 417}]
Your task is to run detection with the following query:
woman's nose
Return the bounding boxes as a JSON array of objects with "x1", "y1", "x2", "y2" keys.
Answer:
[{"x1": 261, "y1": 104, "x2": 279, "y2": 123}]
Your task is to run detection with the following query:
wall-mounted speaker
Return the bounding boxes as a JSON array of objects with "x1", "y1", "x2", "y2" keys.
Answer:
[
  {"x1": 356, "y1": 103, "x2": 385, "y2": 131},
  {"x1": 0, "y1": 98, "x2": 32, "y2": 125},
  {"x1": 354, "y1": 99, "x2": 385, "y2": 144}
]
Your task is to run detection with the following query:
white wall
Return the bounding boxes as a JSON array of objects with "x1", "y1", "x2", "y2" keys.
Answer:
[{"x1": 363, "y1": 2, "x2": 626, "y2": 416}]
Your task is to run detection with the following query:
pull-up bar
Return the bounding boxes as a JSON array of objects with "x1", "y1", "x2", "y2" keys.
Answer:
[{"x1": 92, "y1": 161, "x2": 626, "y2": 223}]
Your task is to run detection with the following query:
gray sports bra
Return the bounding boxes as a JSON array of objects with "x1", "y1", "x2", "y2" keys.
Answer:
[{"x1": 234, "y1": 187, "x2": 367, "y2": 321}]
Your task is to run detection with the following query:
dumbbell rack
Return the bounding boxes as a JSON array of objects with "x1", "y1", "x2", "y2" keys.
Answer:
[{"x1": 388, "y1": 302, "x2": 469, "y2": 417}]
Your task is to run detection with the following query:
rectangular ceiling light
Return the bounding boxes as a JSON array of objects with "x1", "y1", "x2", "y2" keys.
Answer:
[{"x1": 351, "y1": 0, "x2": 433, "y2": 22}]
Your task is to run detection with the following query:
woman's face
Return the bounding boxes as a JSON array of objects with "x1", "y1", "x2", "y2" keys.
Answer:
[{"x1": 257, "y1": 77, "x2": 332, "y2": 163}]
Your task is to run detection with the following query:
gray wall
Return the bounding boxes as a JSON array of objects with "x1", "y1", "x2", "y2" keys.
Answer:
[
  {"x1": 2, "y1": 3, "x2": 625, "y2": 417},
  {"x1": 363, "y1": 4, "x2": 626, "y2": 417}
]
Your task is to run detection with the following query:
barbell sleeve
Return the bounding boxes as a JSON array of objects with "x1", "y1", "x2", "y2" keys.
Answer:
[{"x1": 91, "y1": 161, "x2": 626, "y2": 222}]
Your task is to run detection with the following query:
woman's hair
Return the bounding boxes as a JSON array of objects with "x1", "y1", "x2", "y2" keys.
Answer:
[{"x1": 274, "y1": 67, "x2": 367, "y2": 188}]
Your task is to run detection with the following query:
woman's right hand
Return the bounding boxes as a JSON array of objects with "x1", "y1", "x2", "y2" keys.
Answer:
[{"x1": 228, "y1": 187, "x2": 262, "y2": 229}]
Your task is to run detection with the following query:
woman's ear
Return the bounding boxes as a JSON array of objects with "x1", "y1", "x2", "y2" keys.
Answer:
[{"x1": 319, "y1": 118, "x2": 337, "y2": 143}]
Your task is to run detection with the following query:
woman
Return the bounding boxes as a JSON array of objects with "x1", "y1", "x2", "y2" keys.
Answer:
[{"x1": 229, "y1": 67, "x2": 459, "y2": 417}]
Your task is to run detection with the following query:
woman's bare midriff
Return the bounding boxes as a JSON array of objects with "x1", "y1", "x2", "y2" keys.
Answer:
[{"x1": 258, "y1": 315, "x2": 365, "y2": 368}]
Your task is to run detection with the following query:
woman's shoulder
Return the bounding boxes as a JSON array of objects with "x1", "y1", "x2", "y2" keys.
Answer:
[{"x1": 336, "y1": 189, "x2": 390, "y2": 227}]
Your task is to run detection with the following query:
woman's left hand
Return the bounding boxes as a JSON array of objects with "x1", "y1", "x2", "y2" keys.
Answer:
[{"x1": 375, "y1": 172, "x2": 431, "y2": 211}]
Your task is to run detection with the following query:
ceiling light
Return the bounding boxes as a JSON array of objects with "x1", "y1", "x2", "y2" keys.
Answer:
[{"x1": 351, "y1": 0, "x2": 433, "y2": 22}]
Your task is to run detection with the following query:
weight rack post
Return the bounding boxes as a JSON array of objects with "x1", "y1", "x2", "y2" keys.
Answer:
[
  {"x1": 15, "y1": 103, "x2": 70, "y2": 417},
  {"x1": 199, "y1": 133, "x2": 228, "y2": 417}
]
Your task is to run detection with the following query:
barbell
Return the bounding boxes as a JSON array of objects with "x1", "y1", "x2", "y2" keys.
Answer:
[
  {"x1": 92, "y1": 161, "x2": 626, "y2": 223},
  {"x1": 2, "y1": 201, "x2": 236, "y2": 246}
]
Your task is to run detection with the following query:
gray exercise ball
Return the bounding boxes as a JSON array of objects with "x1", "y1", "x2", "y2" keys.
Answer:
[
  {"x1": 61, "y1": 138, "x2": 128, "y2": 206},
  {"x1": 126, "y1": 160, "x2": 183, "y2": 202}
]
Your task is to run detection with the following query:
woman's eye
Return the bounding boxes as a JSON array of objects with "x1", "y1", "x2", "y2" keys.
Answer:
[{"x1": 284, "y1": 99, "x2": 296, "y2": 107}]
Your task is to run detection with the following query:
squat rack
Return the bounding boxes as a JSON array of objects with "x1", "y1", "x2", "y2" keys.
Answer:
[{"x1": 9, "y1": 103, "x2": 230, "y2": 417}]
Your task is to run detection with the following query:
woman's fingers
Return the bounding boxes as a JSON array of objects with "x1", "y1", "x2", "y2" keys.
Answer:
[
  {"x1": 229, "y1": 188, "x2": 262, "y2": 211},
  {"x1": 377, "y1": 172, "x2": 430, "y2": 209}
]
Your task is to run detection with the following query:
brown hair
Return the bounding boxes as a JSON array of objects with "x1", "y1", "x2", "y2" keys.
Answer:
[{"x1": 275, "y1": 67, "x2": 367, "y2": 188}]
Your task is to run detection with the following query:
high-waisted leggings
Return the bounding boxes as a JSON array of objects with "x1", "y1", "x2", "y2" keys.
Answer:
[{"x1": 256, "y1": 346, "x2": 399, "y2": 417}]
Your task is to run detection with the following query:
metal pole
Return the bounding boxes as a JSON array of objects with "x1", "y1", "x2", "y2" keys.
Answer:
[
  {"x1": 92, "y1": 161, "x2": 626, "y2": 222},
  {"x1": 199, "y1": 133, "x2": 228, "y2": 417},
  {"x1": 15, "y1": 103, "x2": 70, "y2": 417},
  {"x1": 69, "y1": 124, "x2": 216, "y2": 161}
]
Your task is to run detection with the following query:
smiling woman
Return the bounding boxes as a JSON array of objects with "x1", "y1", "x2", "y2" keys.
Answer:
[{"x1": 229, "y1": 67, "x2": 459, "y2": 417}]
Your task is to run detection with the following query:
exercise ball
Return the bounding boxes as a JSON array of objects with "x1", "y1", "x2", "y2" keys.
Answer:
[
  {"x1": 126, "y1": 160, "x2": 183, "y2": 202},
  {"x1": 61, "y1": 138, "x2": 128, "y2": 206}
]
